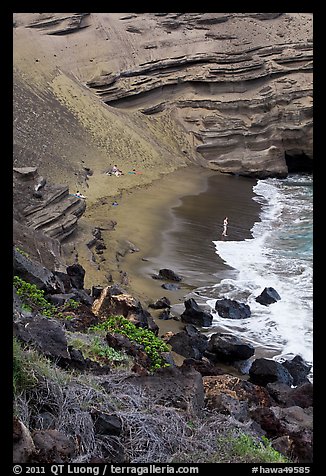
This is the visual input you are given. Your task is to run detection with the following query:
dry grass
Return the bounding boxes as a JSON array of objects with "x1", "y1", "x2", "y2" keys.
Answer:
[
  {"x1": 14, "y1": 345, "x2": 285, "y2": 463},
  {"x1": 14, "y1": 356, "x2": 249, "y2": 463}
]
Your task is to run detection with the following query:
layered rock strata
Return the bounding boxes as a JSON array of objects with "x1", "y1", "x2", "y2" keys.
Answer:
[
  {"x1": 13, "y1": 167, "x2": 86, "y2": 242},
  {"x1": 85, "y1": 13, "x2": 313, "y2": 177},
  {"x1": 13, "y1": 13, "x2": 312, "y2": 178}
]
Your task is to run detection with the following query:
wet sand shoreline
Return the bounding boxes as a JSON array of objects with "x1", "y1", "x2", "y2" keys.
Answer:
[
  {"x1": 65, "y1": 166, "x2": 216, "y2": 302},
  {"x1": 66, "y1": 166, "x2": 261, "y2": 324}
]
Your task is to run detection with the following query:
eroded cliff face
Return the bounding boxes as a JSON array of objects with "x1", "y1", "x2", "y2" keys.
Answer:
[{"x1": 13, "y1": 12, "x2": 312, "y2": 181}]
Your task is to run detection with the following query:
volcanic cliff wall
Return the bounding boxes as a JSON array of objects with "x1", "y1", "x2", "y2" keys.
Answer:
[{"x1": 13, "y1": 12, "x2": 312, "y2": 181}]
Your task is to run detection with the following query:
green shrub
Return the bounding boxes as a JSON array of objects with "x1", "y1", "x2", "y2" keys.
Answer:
[
  {"x1": 91, "y1": 315, "x2": 170, "y2": 371},
  {"x1": 69, "y1": 335, "x2": 129, "y2": 366},
  {"x1": 219, "y1": 433, "x2": 289, "y2": 463},
  {"x1": 13, "y1": 276, "x2": 80, "y2": 319},
  {"x1": 13, "y1": 275, "x2": 56, "y2": 317},
  {"x1": 66, "y1": 299, "x2": 80, "y2": 309},
  {"x1": 15, "y1": 246, "x2": 29, "y2": 258},
  {"x1": 90, "y1": 336, "x2": 127, "y2": 362}
]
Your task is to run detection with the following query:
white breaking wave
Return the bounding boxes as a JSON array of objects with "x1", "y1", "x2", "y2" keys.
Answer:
[{"x1": 206, "y1": 175, "x2": 313, "y2": 370}]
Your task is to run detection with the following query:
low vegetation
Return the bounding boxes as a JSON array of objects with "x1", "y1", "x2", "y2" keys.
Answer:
[
  {"x1": 13, "y1": 278, "x2": 290, "y2": 464},
  {"x1": 13, "y1": 275, "x2": 79, "y2": 319},
  {"x1": 13, "y1": 336, "x2": 289, "y2": 464},
  {"x1": 91, "y1": 315, "x2": 170, "y2": 370},
  {"x1": 13, "y1": 338, "x2": 38, "y2": 395},
  {"x1": 68, "y1": 334, "x2": 130, "y2": 367},
  {"x1": 215, "y1": 433, "x2": 289, "y2": 463}
]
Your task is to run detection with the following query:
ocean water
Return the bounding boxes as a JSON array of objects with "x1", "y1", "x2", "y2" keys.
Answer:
[
  {"x1": 140, "y1": 170, "x2": 313, "y2": 377},
  {"x1": 201, "y1": 174, "x2": 313, "y2": 375}
]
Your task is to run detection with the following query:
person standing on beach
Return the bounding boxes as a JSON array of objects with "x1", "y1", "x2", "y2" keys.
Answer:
[{"x1": 222, "y1": 217, "x2": 228, "y2": 236}]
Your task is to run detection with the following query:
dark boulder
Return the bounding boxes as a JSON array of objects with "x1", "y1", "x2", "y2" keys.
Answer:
[
  {"x1": 161, "y1": 283, "x2": 180, "y2": 291},
  {"x1": 153, "y1": 268, "x2": 182, "y2": 281},
  {"x1": 65, "y1": 346, "x2": 87, "y2": 370},
  {"x1": 249, "y1": 358, "x2": 293, "y2": 387},
  {"x1": 107, "y1": 284, "x2": 126, "y2": 295},
  {"x1": 158, "y1": 309, "x2": 172, "y2": 320},
  {"x1": 13, "y1": 316, "x2": 70, "y2": 360},
  {"x1": 267, "y1": 381, "x2": 313, "y2": 408},
  {"x1": 206, "y1": 333, "x2": 255, "y2": 363},
  {"x1": 91, "y1": 285, "x2": 104, "y2": 299},
  {"x1": 181, "y1": 298, "x2": 213, "y2": 327},
  {"x1": 148, "y1": 296, "x2": 171, "y2": 309},
  {"x1": 66, "y1": 263, "x2": 85, "y2": 289},
  {"x1": 53, "y1": 271, "x2": 74, "y2": 292},
  {"x1": 91, "y1": 411, "x2": 122, "y2": 436},
  {"x1": 255, "y1": 287, "x2": 281, "y2": 306},
  {"x1": 46, "y1": 293, "x2": 76, "y2": 306},
  {"x1": 69, "y1": 288, "x2": 94, "y2": 306},
  {"x1": 266, "y1": 382, "x2": 294, "y2": 406},
  {"x1": 181, "y1": 358, "x2": 225, "y2": 376},
  {"x1": 167, "y1": 324, "x2": 208, "y2": 359},
  {"x1": 215, "y1": 298, "x2": 251, "y2": 319},
  {"x1": 282, "y1": 355, "x2": 311, "y2": 386},
  {"x1": 287, "y1": 382, "x2": 313, "y2": 408},
  {"x1": 45, "y1": 288, "x2": 93, "y2": 308}
]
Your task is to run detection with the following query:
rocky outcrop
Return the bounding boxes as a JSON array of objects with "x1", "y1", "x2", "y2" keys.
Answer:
[
  {"x1": 203, "y1": 374, "x2": 313, "y2": 462},
  {"x1": 92, "y1": 284, "x2": 159, "y2": 334},
  {"x1": 180, "y1": 298, "x2": 213, "y2": 327},
  {"x1": 122, "y1": 365, "x2": 205, "y2": 416},
  {"x1": 12, "y1": 237, "x2": 314, "y2": 464},
  {"x1": 13, "y1": 315, "x2": 70, "y2": 360},
  {"x1": 26, "y1": 13, "x2": 91, "y2": 35},
  {"x1": 249, "y1": 358, "x2": 294, "y2": 387},
  {"x1": 255, "y1": 287, "x2": 281, "y2": 306},
  {"x1": 266, "y1": 382, "x2": 313, "y2": 409},
  {"x1": 281, "y1": 355, "x2": 311, "y2": 386},
  {"x1": 167, "y1": 325, "x2": 208, "y2": 360},
  {"x1": 215, "y1": 298, "x2": 251, "y2": 320},
  {"x1": 13, "y1": 247, "x2": 65, "y2": 293},
  {"x1": 206, "y1": 333, "x2": 255, "y2": 363},
  {"x1": 250, "y1": 406, "x2": 313, "y2": 462},
  {"x1": 13, "y1": 417, "x2": 36, "y2": 463},
  {"x1": 13, "y1": 167, "x2": 86, "y2": 242}
]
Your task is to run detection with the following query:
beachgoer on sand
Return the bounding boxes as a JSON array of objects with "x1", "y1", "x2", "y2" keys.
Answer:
[
  {"x1": 222, "y1": 216, "x2": 228, "y2": 236},
  {"x1": 75, "y1": 191, "x2": 86, "y2": 199},
  {"x1": 128, "y1": 169, "x2": 142, "y2": 175},
  {"x1": 107, "y1": 165, "x2": 123, "y2": 176}
]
